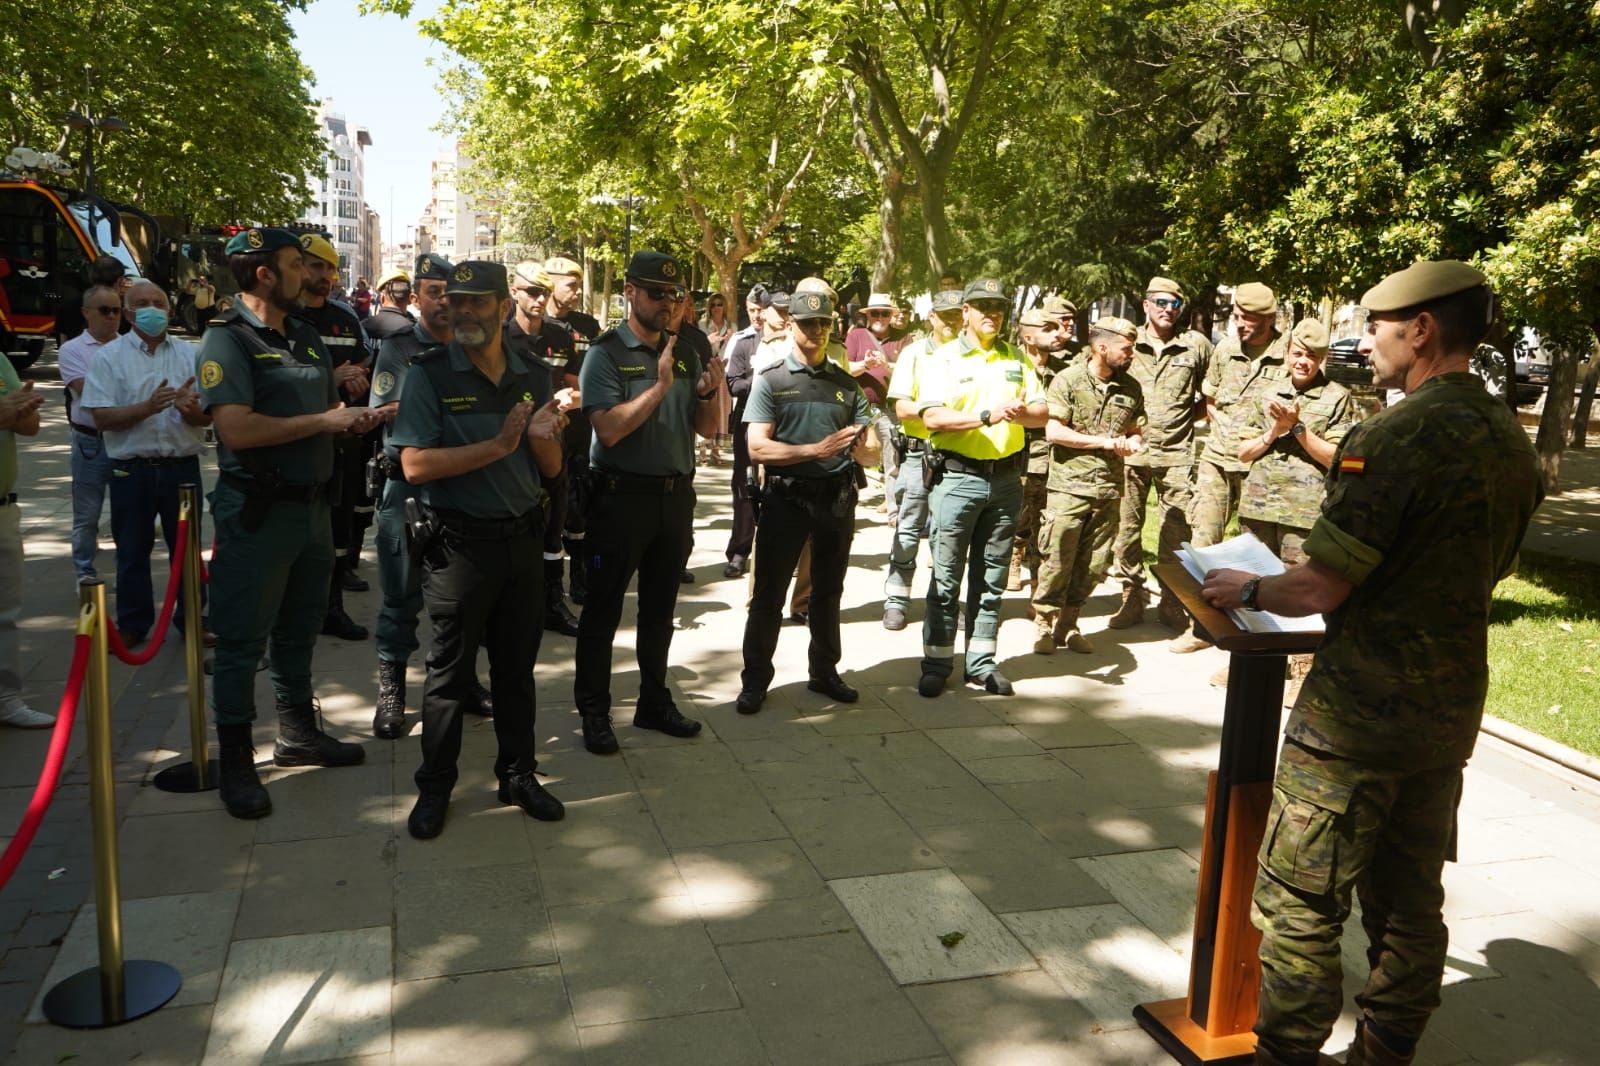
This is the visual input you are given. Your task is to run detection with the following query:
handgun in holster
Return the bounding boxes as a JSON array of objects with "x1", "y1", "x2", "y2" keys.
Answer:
[
  {"x1": 403, "y1": 497, "x2": 445, "y2": 571},
  {"x1": 922, "y1": 450, "x2": 946, "y2": 492},
  {"x1": 746, "y1": 465, "x2": 764, "y2": 522}
]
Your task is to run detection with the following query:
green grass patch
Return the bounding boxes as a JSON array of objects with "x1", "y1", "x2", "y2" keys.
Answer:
[{"x1": 1488, "y1": 552, "x2": 1600, "y2": 757}]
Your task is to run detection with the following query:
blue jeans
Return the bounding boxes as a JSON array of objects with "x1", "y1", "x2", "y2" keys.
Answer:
[
  {"x1": 108, "y1": 456, "x2": 205, "y2": 639},
  {"x1": 69, "y1": 431, "x2": 113, "y2": 579},
  {"x1": 883, "y1": 448, "x2": 931, "y2": 612}
]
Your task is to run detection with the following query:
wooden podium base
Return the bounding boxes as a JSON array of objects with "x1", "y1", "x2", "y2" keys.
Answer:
[{"x1": 1134, "y1": 998, "x2": 1256, "y2": 1065}]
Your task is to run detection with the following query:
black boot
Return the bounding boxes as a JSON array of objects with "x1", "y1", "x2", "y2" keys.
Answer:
[
  {"x1": 322, "y1": 564, "x2": 370, "y2": 640},
  {"x1": 581, "y1": 712, "x2": 619, "y2": 755},
  {"x1": 468, "y1": 678, "x2": 494, "y2": 718},
  {"x1": 218, "y1": 722, "x2": 271, "y2": 819},
  {"x1": 374, "y1": 659, "x2": 408, "y2": 739},
  {"x1": 565, "y1": 538, "x2": 587, "y2": 605},
  {"x1": 544, "y1": 559, "x2": 581, "y2": 636},
  {"x1": 274, "y1": 699, "x2": 366, "y2": 767}
]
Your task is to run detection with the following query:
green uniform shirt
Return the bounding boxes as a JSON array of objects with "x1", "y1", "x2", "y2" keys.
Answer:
[
  {"x1": 743, "y1": 348, "x2": 872, "y2": 478},
  {"x1": 917, "y1": 336, "x2": 1044, "y2": 461},
  {"x1": 1292, "y1": 373, "x2": 1543, "y2": 770},
  {"x1": 1200, "y1": 331, "x2": 1288, "y2": 472},
  {"x1": 1045, "y1": 360, "x2": 1145, "y2": 500},
  {"x1": 197, "y1": 303, "x2": 337, "y2": 485},
  {"x1": 370, "y1": 323, "x2": 442, "y2": 462},
  {"x1": 581, "y1": 322, "x2": 701, "y2": 476},
  {"x1": 885, "y1": 336, "x2": 938, "y2": 440},
  {"x1": 0, "y1": 358, "x2": 20, "y2": 494},
  {"x1": 388, "y1": 343, "x2": 551, "y2": 519},
  {"x1": 1239, "y1": 375, "x2": 1356, "y2": 530},
  {"x1": 1127, "y1": 325, "x2": 1212, "y2": 469}
]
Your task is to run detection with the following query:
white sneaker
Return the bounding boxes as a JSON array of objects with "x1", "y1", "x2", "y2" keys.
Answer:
[{"x1": 0, "y1": 701, "x2": 55, "y2": 729}]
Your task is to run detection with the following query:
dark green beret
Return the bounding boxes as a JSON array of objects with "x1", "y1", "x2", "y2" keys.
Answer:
[
  {"x1": 224, "y1": 227, "x2": 300, "y2": 257},
  {"x1": 445, "y1": 260, "x2": 509, "y2": 298},
  {"x1": 931, "y1": 289, "x2": 963, "y2": 312},
  {"x1": 790, "y1": 290, "x2": 833, "y2": 321},
  {"x1": 962, "y1": 277, "x2": 1009, "y2": 304},
  {"x1": 1362, "y1": 260, "x2": 1488, "y2": 312},
  {"x1": 625, "y1": 250, "x2": 685, "y2": 287},
  {"x1": 414, "y1": 253, "x2": 453, "y2": 282}
]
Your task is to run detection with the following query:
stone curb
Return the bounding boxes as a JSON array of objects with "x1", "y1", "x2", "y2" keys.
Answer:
[{"x1": 1481, "y1": 713, "x2": 1600, "y2": 791}]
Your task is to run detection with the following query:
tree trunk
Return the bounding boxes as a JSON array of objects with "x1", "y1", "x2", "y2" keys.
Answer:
[
  {"x1": 873, "y1": 167, "x2": 907, "y2": 291},
  {"x1": 920, "y1": 173, "x2": 950, "y2": 288},
  {"x1": 1535, "y1": 344, "x2": 1580, "y2": 493},
  {"x1": 1569, "y1": 346, "x2": 1600, "y2": 448}
]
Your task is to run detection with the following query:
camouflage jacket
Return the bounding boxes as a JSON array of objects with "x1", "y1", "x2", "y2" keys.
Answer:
[
  {"x1": 1026, "y1": 354, "x2": 1063, "y2": 475},
  {"x1": 1291, "y1": 373, "x2": 1543, "y2": 769},
  {"x1": 1238, "y1": 375, "x2": 1357, "y2": 530},
  {"x1": 1126, "y1": 325, "x2": 1213, "y2": 469},
  {"x1": 1045, "y1": 360, "x2": 1145, "y2": 500},
  {"x1": 1201, "y1": 331, "x2": 1289, "y2": 471}
]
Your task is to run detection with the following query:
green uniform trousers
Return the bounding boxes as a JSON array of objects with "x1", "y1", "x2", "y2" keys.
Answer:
[
  {"x1": 1113, "y1": 463, "x2": 1193, "y2": 588},
  {"x1": 1014, "y1": 472, "x2": 1048, "y2": 577},
  {"x1": 1031, "y1": 490, "x2": 1117, "y2": 618},
  {"x1": 1254, "y1": 739, "x2": 1463, "y2": 1062},
  {"x1": 375, "y1": 477, "x2": 424, "y2": 663},
  {"x1": 921, "y1": 468, "x2": 1019, "y2": 679},
  {"x1": 884, "y1": 448, "x2": 931, "y2": 613},
  {"x1": 1240, "y1": 518, "x2": 1310, "y2": 567},
  {"x1": 1188, "y1": 459, "x2": 1245, "y2": 547},
  {"x1": 207, "y1": 481, "x2": 335, "y2": 725}
]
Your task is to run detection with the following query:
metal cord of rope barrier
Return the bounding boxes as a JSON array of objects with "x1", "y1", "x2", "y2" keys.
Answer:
[
  {"x1": 103, "y1": 504, "x2": 191, "y2": 668},
  {"x1": 153, "y1": 485, "x2": 217, "y2": 793}
]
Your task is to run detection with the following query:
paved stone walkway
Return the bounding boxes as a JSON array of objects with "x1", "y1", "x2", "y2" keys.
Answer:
[{"x1": 0, "y1": 388, "x2": 1597, "y2": 1065}]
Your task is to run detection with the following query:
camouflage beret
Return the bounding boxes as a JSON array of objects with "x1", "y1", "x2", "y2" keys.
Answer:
[
  {"x1": 413, "y1": 253, "x2": 453, "y2": 282},
  {"x1": 1041, "y1": 294, "x2": 1077, "y2": 318},
  {"x1": 1290, "y1": 318, "x2": 1330, "y2": 354},
  {"x1": 790, "y1": 290, "x2": 833, "y2": 321},
  {"x1": 224, "y1": 227, "x2": 300, "y2": 257},
  {"x1": 1090, "y1": 316, "x2": 1138, "y2": 342},
  {"x1": 962, "y1": 277, "x2": 1009, "y2": 303},
  {"x1": 1361, "y1": 260, "x2": 1488, "y2": 313},
  {"x1": 445, "y1": 260, "x2": 509, "y2": 298},
  {"x1": 1145, "y1": 276, "x2": 1184, "y2": 299},
  {"x1": 625, "y1": 250, "x2": 684, "y2": 287},
  {"x1": 543, "y1": 256, "x2": 583, "y2": 278},
  {"x1": 930, "y1": 289, "x2": 963, "y2": 313},
  {"x1": 1019, "y1": 307, "x2": 1050, "y2": 327},
  {"x1": 1233, "y1": 282, "x2": 1277, "y2": 315},
  {"x1": 298, "y1": 232, "x2": 339, "y2": 268}
]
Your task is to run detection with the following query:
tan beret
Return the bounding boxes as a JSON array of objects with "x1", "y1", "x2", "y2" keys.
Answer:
[
  {"x1": 1361, "y1": 260, "x2": 1487, "y2": 312},
  {"x1": 1019, "y1": 307, "x2": 1050, "y2": 327},
  {"x1": 1233, "y1": 282, "x2": 1277, "y2": 314},
  {"x1": 1041, "y1": 294, "x2": 1077, "y2": 318},
  {"x1": 1090, "y1": 316, "x2": 1138, "y2": 342},
  {"x1": 513, "y1": 261, "x2": 553, "y2": 289},
  {"x1": 543, "y1": 256, "x2": 583, "y2": 278},
  {"x1": 1290, "y1": 319, "x2": 1330, "y2": 354},
  {"x1": 794, "y1": 276, "x2": 838, "y2": 301},
  {"x1": 1145, "y1": 276, "x2": 1184, "y2": 299}
]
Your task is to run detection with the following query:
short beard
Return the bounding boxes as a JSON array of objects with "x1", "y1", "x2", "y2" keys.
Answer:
[
  {"x1": 455, "y1": 321, "x2": 489, "y2": 348},
  {"x1": 269, "y1": 277, "x2": 300, "y2": 313}
]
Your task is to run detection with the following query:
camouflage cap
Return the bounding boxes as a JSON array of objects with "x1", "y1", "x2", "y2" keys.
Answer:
[
  {"x1": 930, "y1": 289, "x2": 963, "y2": 313},
  {"x1": 1145, "y1": 276, "x2": 1184, "y2": 299},
  {"x1": 413, "y1": 253, "x2": 453, "y2": 282},
  {"x1": 1019, "y1": 307, "x2": 1050, "y2": 327},
  {"x1": 1361, "y1": 260, "x2": 1488, "y2": 312},
  {"x1": 1041, "y1": 294, "x2": 1077, "y2": 318},
  {"x1": 962, "y1": 277, "x2": 1009, "y2": 303},
  {"x1": 224, "y1": 227, "x2": 300, "y2": 257},
  {"x1": 1233, "y1": 282, "x2": 1277, "y2": 314},
  {"x1": 790, "y1": 290, "x2": 833, "y2": 321},
  {"x1": 543, "y1": 256, "x2": 583, "y2": 278},
  {"x1": 445, "y1": 260, "x2": 509, "y2": 298},
  {"x1": 625, "y1": 250, "x2": 684, "y2": 287},
  {"x1": 298, "y1": 232, "x2": 339, "y2": 268},
  {"x1": 1290, "y1": 318, "x2": 1330, "y2": 354},
  {"x1": 1090, "y1": 316, "x2": 1138, "y2": 342},
  {"x1": 512, "y1": 261, "x2": 553, "y2": 290},
  {"x1": 375, "y1": 266, "x2": 411, "y2": 290}
]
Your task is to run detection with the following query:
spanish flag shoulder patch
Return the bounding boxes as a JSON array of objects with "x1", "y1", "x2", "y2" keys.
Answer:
[{"x1": 1339, "y1": 456, "x2": 1366, "y2": 474}]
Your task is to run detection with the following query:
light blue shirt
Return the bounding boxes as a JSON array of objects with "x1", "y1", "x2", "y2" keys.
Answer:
[{"x1": 81, "y1": 331, "x2": 207, "y2": 460}]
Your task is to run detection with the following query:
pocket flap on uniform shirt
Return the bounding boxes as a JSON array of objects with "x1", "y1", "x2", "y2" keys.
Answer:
[{"x1": 1274, "y1": 760, "x2": 1354, "y2": 814}]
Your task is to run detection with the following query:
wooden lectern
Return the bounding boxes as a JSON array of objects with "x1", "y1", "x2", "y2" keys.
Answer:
[{"x1": 1134, "y1": 562, "x2": 1323, "y2": 1065}]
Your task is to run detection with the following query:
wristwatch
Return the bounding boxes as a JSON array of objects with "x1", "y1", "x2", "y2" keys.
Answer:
[
  {"x1": 697, "y1": 388, "x2": 717, "y2": 401},
  {"x1": 1290, "y1": 422, "x2": 1307, "y2": 440},
  {"x1": 1241, "y1": 576, "x2": 1263, "y2": 611},
  {"x1": 979, "y1": 409, "x2": 992, "y2": 427}
]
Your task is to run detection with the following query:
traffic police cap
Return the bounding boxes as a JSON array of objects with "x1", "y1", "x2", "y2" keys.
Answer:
[
  {"x1": 1019, "y1": 307, "x2": 1050, "y2": 327},
  {"x1": 1042, "y1": 294, "x2": 1077, "y2": 318},
  {"x1": 299, "y1": 232, "x2": 339, "y2": 268},
  {"x1": 625, "y1": 250, "x2": 684, "y2": 287},
  {"x1": 445, "y1": 260, "x2": 509, "y2": 298},
  {"x1": 1234, "y1": 282, "x2": 1277, "y2": 314},
  {"x1": 1145, "y1": 276, "x2": 1185, "y2": 299},
  {"x1": 1290, "y1": 318, "x2": 1330, "y2": 354},
  {"x1": 224, "y1": 227, "x2": 300, "y2": 257},
  {"x1": 1090, "y1": 316, "x2": 1138, "y2": 342},
  {"x1": 931, "y1": 289, "x2": 963, "y2": 313},
  {"x1": 1361, "y1": 260, "x2": 1488, "y2": 313},
  {"x1": 962, "y1": 277, "x2": 1009, "y2": 304},
  {"x1": 376, "y1": 267, "x2": 411, "y2": 290},
  {"x1": 414, "y1": 253, "x2": 453, "y2": 282},
  {"x1": 543, "y1": 256, "x2": 583, "y2": 278},
  {"x1": 790, "y1": 290, "x2": 833, "y2": 321}
]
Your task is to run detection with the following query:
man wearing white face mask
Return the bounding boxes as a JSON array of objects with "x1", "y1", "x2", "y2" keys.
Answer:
[{"x1": 82, "y1": 280, "x2": 211, "y2": 646}]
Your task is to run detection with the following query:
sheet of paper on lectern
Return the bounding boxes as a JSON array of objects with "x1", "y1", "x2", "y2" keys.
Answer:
[{"x1": 1176, "y1": 533, "x2": 1324, "y2": 635}]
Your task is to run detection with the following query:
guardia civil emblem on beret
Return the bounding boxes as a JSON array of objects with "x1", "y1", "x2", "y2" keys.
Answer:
[
  {"x1": 246, "y1": 229, "x2": 264, "y2": 249},
  {"x1": 454, "y1": 266, "x2": 473, "y2": 282},
  {"x1": 662, "y1": 260, "x2": 678, "y2": 279}
]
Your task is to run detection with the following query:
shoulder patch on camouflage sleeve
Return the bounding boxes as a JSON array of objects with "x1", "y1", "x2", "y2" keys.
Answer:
[{"x1": 1339, "y1": 456, "x2": 1366, "y2": 474}]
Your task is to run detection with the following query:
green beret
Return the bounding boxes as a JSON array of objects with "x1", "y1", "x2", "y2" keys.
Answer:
[
  {"x1": 1145, "y1": 276, "x2": 1184, "y2": 299},
  {"x1": 1042, "y1": 294, "x2": 1077, "y2": 318},
  {"x1": 931, "y1": 289, "x2": 963, "y2": 313},
  {"x1": 1234, "y1": 282, "x2": 1277, "y2": 315},
  {"x1": 1361, "y1": 260, "x2": 1487, "y2": 312},
  {"x1": 445, "y1": 260, "x2": 509, "y2": 298},
  {"x1": 1019, "y1": 307, "x2": 1050, "y2": 327},
  {"x1": 625, "y1": 250, "x2": 684, "y2": 288},
  {"x1": 962, "y1": 277, "x2": 1009, "y2": 303},
  {"x1": 790, "y1": 290, "x2": 833, "y2": 321},
  {"x1": 414, "y1": 253, "x2": 453, "y2": 282},
  {"x1": 224, "y1": 227, "x2": 300, "y2": 257},
  {"x1": 1290, "y1": 318, "x2": 1330, "y2": 354},
  {"x1": 1090, "y1": 316, "x2": 1138, "y2": 342}
]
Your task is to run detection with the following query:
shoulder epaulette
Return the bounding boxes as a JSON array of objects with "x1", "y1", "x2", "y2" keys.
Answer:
[{"x1": 413, "y1": 344, "x2": 448, "y2": 363}]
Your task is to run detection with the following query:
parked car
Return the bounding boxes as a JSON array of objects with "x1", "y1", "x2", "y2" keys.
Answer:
[{"x1": 1324, "y1": 336, "x2": 1370, "y2": 387}]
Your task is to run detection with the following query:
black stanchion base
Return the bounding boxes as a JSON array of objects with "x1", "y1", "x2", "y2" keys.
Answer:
[
  {"x1": 151, "y1": 759, "x2": 221, "y2": 793},
  {"x1": 42, "y1": 960, "x2": 182, "y2": 1028}
]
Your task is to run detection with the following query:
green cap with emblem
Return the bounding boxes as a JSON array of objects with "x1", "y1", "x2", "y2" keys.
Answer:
[
  {"x1": 1019, "y1": 307, "x2": 1050, "y2": 327},
  {"x1": 790, "y1": 290, "x2": 833, "y2": 321},
  {"x1": 1145, "y1": 276, "x2": 1185, "y2": 299},
  {"x1": 1090, "y1": 316, "x2": 1138, "y2": 342},
  {"x1": 931, "y1": 289, "x2": 963, "y2": 313},
  {"x1": 224, "y1": 227, "x2": 300, "y2": 256},
  {"x1": 445, "y1": 260, "x2": 509, "y2": 298},
  {"x1": 625, "y1": 250, "x2": 684, "y2": 287},
  {"x1": 1233, "y1": 282, "x2": 1277, "y2": 314},
  {"x1": 1042, "y1": 294, "x2": 1077, "y2": 318},
  {"x1": 1290, "y1": 318, "x2": 1330, "y2": 354},
  {"x1": 414, "y1": 253, "x2": 453, "y2": 282},
  {"x1": 1360, "y1": 260, "x2": 1488, "y2": 312},
  {"x1": 962, "y1": 277, "x2": 1009, "y2": 303}
]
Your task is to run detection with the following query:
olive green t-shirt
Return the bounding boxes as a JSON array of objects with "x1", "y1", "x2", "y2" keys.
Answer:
[
  {"x1": 1045, "y1": 360, "x2": 1145, "y2": 500},
  {"x1": 581, "y1": 322, "x2": 701, "y2": 477}
]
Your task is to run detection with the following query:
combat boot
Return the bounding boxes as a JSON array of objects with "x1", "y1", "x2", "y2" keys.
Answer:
[
  {"x1": 1006, "y1": 546, "x2": 1025, "y2": 591},
  {"x1": 1032, "y1": 615, "x2": 1056, "y2": 655},
  {"x1": 217, "y1": 723, "x2": 271, "y2": 820},
  {"x1": 1107, "y1": 585, "x2": 1146, "y2": 629},
  {"x1": 322, "y1": 566, "x2": 369, "y2": 640},
  {"x1": 374, "y1": 659, "x2": 408, "y2": 739},
  {"x1": 1056, "y1": 608, "x2": 1094, "y2": 654},
  {"x1": 582, "y1": 712, "x2": 619, "y2": 755},
  {"x1": 1344, "y1": 1018, "x2": 1416, "y2": 1066},
  {"x1": 544, "y1": 559, "x2": 581, "y2": 636},
  {"x1": 274, "y1": 699, "x2": 366, "y2": 767},
  {"x1": 1157, "y1": 592, "x2": 1189, "y2": 632}
]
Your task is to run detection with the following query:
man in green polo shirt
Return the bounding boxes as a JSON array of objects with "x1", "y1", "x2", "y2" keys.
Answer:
[{"x1": 198, "y1": 227, "x2": 380, "y2": 820}]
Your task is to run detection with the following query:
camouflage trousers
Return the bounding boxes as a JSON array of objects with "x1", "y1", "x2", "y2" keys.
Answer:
[
  {"x1": 1254, "y1": 739, "x2": 1464, "y2": 1062},
  {"x1": 1113, "y1": 463, "x2": 1193, "y2": 589},
  {"x1": 1240, "y1": 518, "x2": 1310, "y2": 567},
  {"x1": 1188, "y1": 459, "x2": 1246, "y2": 547},
  {"x1": 1013, "y1": 472, "x2": 1049, "y2": 576},
  {"x1": 1030, "y1": 490, "x2": 1117, "y2": 619}
]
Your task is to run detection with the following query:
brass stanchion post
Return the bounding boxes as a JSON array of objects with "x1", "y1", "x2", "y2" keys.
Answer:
[
  {"x1": 154, "y1": 485, "x2": 217, "y2": 793},
  {"x1": 43, "y1": 581, "x2": 182, "y2": 1028}
]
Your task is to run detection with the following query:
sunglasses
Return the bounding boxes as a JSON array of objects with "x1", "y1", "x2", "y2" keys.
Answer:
[
  {"x1": 795, "y1": 318, "x2": 832, "y2": 332},
  {"x1": 90, "y1": 305, "x2": 121, "y2": 316},
  {"x1": 1148, "y1": 296, "x2": 1184, "y2": 310},
  {"x1": 968, "y1": 300, "x2": 1009, "y2": 315},
  {"x1": 637, "y1": 285, "x2": 684, "y2": 303},
  {"x1": 514, "y1": 286, "x2": 549, "y2": 301}
]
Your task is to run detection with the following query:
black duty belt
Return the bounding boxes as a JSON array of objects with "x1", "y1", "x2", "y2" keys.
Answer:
[
  {"x1": 768, "y1": 471, "x2": 852, "y2": 495},
  {"x1": 72, "y1": 425, "x2": 102, "y2": 438},
  {"x1": 114, "y1": 455, "x2": 199, "y2": 468},
  {"x1": 902, "y1": 437, "x2": 927, "y2": 454},
  {"x1": 594, "y1": 471, "x2": 691, "y2": 494},
  {"x1": 220, "y1": 471, "x2": 325, "y2": 502},
  {"x1": 432, "y1": 508, "x2": 540, "y2": 539},
  {"x1": 938, "y1": 450, "x2": 1025, "y2": 478}
]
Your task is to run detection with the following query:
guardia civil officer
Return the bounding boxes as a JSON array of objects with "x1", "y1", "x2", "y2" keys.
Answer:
[
  {"x1": 367, "y1": 253, "x2": 493, "y2": 739},
  {"x1": 573, "y1": 251, "x2": 724, "y2": 754},
  {"x1": 735, "y1": 291, "x2": 876, "y2": 714},
  {"x1": 543, "y1": 256, "x2": 601, "y2": 605},
  {"x1": 389, "y1": 261, "x2": 568, "y2": 839},
  {"x1": 198, "y1": 227, "x2": 379, "y2": 820},
  {"x1": 1200, "y1": 262, "x2": 1542, "y2": 1066},
  {"x1": 915, "y1": 278, "x2": 1047, "y2": 697}
]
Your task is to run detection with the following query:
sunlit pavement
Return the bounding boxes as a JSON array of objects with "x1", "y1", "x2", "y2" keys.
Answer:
[{"x1": 0, "y1": 387, "x2": 1597, "y2": 1064}]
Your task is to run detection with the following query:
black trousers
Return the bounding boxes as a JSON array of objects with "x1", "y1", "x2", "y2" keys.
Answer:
[
  {"x1": 726, "y1": 420, "x2": 756, "y2": 563},
  {"x1": 330, "y1": 436, "x2": 375, "y2": 565},
  {"x1": 415, "y1": 522, "x2": 544, "y2": 796},
  {"x1": 541, "y1": 466, "x2": 568, "y2": 557},
  {"x1": 740, "y1": 484, "x2": 855, "y2": 694},
  {"x1": 574, "y1": 479, "x2": 694, "y2": 718}
]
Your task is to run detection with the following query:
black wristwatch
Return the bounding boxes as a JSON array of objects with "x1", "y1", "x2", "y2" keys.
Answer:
[
  {"x1": 697, "y1": 388, "x2": 717, "y2": 401},
  {"x1": 1241, "y1": 576, "x2": 1263, "y2": 611},
  {"x1": 1290, "y1": 422, "x2": 1307, "y2": 440},
  {"x1": 978, "y1": 409, "x2": 992, "y2": 427}
]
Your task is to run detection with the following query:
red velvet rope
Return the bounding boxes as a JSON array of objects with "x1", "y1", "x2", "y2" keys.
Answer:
[{"x1": 105, "y1": 516, "x2": 191, "y2": 667}]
